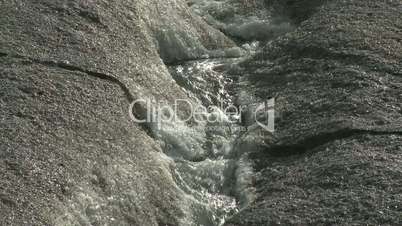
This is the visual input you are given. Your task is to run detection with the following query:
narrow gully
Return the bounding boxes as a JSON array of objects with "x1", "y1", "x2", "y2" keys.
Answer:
[{"x1": 150, "y1": 56, "x2": 255, "y2": 225}]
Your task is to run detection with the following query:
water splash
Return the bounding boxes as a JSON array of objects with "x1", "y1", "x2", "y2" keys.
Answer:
[{"x1": 152, "y1": 54, "x2": 261, "y2": 225}]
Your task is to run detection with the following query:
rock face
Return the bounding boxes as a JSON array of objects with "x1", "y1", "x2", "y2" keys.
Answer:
[
  {"x1": 225, "y1": 0, "x2": 402, "y2": 225},
  {"x1": 0, "y1": 0, "x2": 234, "y2": 225}
]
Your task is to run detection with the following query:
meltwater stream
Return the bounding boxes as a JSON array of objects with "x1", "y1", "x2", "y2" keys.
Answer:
[{"x1": 150, "y1": 57, "x2": 253, "y2": 225}]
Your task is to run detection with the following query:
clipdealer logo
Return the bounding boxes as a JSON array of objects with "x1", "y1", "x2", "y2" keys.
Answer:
[{"x1": 128, "y1": 98, "x2": 275, "y2": 132}]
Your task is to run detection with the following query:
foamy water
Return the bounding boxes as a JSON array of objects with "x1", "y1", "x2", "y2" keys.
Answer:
[{"x1": 151, "y1": 53, "x2": 261, "y2": 225}]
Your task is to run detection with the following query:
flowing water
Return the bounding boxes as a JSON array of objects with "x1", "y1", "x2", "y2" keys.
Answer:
[{"x1": 151, "y1": 43, "x2": 261, "y2": 225}]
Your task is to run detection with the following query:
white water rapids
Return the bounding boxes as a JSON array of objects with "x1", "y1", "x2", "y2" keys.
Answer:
[{"x1": 150, "y1": 43, "x2": 264, "y2": 226}]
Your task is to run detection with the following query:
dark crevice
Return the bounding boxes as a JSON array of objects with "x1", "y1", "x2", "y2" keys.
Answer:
[
  {"x1": 282, "y1": 46, "x2": 401, "y2": 77},
  {"x1": 0, "y1": 52, "x2": 153, "y2": 136},
  {"x1": 267, "y1": 128, "x2": 402, "y2": 157},
  {"x1": 0, "y1": 193, "x2": 16, "y2": 207},
  {"x1": 0, "y1": 52, "x2": 133, "y2": 101},
  {"x1": 77, "y1": 10, "x2": 103, "y2": 25}
]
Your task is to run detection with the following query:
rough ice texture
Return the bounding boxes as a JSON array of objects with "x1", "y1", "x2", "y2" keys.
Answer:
[
  {"x1": 225, "y1": 0, "x2": 402, "y2": 225},
  {"x1": 1, "y1": 0, "x2": 402, "y2": 225},
  {"x1": 0, "y1": 0, "x2": 234, "y2": 225}
]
